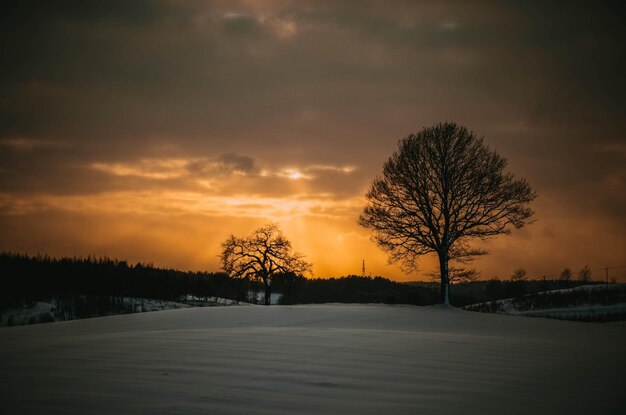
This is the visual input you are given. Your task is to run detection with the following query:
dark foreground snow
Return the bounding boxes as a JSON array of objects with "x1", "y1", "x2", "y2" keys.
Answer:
[{"x1": 1, "y1": 304, "x2": 625, "y2": 414}]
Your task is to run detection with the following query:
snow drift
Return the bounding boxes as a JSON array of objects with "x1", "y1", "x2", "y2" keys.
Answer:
[
  {"x1": 1, "y1": 304, "x2": 625, "y2": 414},
  {"x1": 465, "y1": 283, "x2": 626, "y2": 322}
]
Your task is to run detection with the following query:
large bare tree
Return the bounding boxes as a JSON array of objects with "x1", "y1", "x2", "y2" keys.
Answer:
[
  {"x1": 220, "y1": 224, "x2": 311, "y2": 305},
  {"x1": 359, "y1": 122, "x2": 536, "y2": 305}
]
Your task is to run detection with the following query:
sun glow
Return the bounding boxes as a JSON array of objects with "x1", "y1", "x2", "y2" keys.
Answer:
[
  {"x1": 89, "y1": 158, "x2": 357, "y2": 183},
  {"x1": 0, "y1": 154, "x2": 387, "y2": 276},
  {"x1": 91, "y1": 159, "x2": 194, "y2": 180},
  {"x1": 275, "y1": 168, "x2": 312, "y2": 180},
  {"x1": 0, "y1": 188, "x2": 407, "y2": 278},
  {"x1": 287, "y1": 170, "x2": 306, "y2": 180}
]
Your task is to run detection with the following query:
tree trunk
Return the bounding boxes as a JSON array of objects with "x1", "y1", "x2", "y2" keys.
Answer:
[
  {"x1": 264, "y1": 279, "x2": 271, "y2": 306},
  {"x1": 438, "y1": 251, "x2": 450, "y2": 305}
]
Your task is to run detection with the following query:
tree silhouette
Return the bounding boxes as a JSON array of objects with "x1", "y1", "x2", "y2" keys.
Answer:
[
  {"x1": 560, "y1": 267, "x2": 572, "y2": 281},
  {"x1": 560, "y1": 267, "x2": 573, "y2": 287},
  {"x1": 511, "y1": 268, "x2": 528, "y2": 282},
  {"x1": 219, "y1": 224, "x2": 311, "y2": 305},
  {"x1": 578, "y1": 265, "x2": 592, "y2": 282},
  {"x1": 428, "y1": 267, "x2": 480, "y2": 285},
  {"x1": 359, "y1": 122, "x2": 536, "y2": 305}
]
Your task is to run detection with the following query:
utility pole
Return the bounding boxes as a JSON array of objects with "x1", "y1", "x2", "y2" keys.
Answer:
[
  {"x1": 362, "y1": 259, "x2": 366, "y2": 277},
  {"x1": 605, "y1": 267, "x2": 609, "y2": 305}
]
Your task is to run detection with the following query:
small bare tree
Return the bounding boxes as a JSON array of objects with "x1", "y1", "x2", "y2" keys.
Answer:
[
  {"x1": 511, "y1": 268, "x2": 528, "y2": 282},
  {"x1": 560, "y1": 267, "x2": 573, "y2": 282},
  {"x1": 578, "y1": 265, "x2": 592, "y2": 283},
  {"x1": 220, "y1": 224, "x2": 311, "y2": 305},
  {"x1": 509, "y1": 267, "x2": 528, "y2": 298},
  {"x1": 359, "y1": 122, "x2": 536, "y2": 305}
]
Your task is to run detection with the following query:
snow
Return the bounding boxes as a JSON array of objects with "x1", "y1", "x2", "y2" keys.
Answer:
[
  {"x1": 183, "y1": 296, "x2": 250, "y2": 306},
  {"x1": 0, "y1": 297, "x2": 192, "y2": 327},
  {"x1": 247, "y1": 291, "x2": 283, "y2": 305},
  {"x1": 0, "y1": 301, "x2": 56, "y2": 326},
  {"x1": 1, "y1": 304, "x2": 625, "y2": 414},
  {"x1": 1, "y1": 296, "x2": 248, "y2": 327},
  {"x1": 464, "y1": 283, "x2": 626, "y2": 322},
  {"x1": 519, "y1": 303, "x2": 626, "y2": 320},
  {"x1": 532, "y1": 283, "x2": 624, "y2": 295}
]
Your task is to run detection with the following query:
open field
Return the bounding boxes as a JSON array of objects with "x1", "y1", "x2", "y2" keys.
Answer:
[{"x1": 1, "y1": 305, "x2": 625, "y2": 414}]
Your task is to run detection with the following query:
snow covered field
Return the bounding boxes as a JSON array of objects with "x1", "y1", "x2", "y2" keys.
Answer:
[
  {"x1": 0, "y1": 297, "x2": 192, "y2": 327},
  {"x1": 465, "y1": 284, "x2": 626, "y2": 322},
  {"x1": 1, "y1": 304, "x2": 625, "y2": 414},
  {"x1": 1, "y1": 296, "x2": 247, "y2": 327}
]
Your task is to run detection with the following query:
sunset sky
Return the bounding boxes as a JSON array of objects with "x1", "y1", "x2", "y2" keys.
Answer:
[{"x1": 1, "y1": 1, "x2": 625, "y2": 281}]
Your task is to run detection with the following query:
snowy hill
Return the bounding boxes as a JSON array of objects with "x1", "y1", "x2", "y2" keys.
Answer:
[
  {"x1": 464, "y1": 284, "x2": 626, "y2": 321},
  {"x1": 1, "y1": 304, "x2": 625, "y2": 414},
  {"x1": 1, "y1": 295, "x2": 248, "y2": 327}
]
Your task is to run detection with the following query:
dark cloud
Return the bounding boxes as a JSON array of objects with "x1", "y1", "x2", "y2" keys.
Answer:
[{"x1": 216, "y1": 153, "x2": 259, "y2": 175}]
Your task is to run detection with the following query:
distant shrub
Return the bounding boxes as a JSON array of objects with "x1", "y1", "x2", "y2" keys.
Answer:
[{"x1": 578, "y1": 265, "x2": 592, "y2": 282}]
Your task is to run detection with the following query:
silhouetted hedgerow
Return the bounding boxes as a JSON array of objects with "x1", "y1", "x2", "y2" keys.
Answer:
[
  {"x1": 272, "y1": 273, "x2": 438, "y2": 305},
  {"x1": 1, "y1": 253, "x2": 440, "y2": 307},
  {"x1": 7, "y1": 252, "x2": 598, "y2": 309},
  {"x1": 0, "y1": 252, "x2": 245, "y2": 308}
]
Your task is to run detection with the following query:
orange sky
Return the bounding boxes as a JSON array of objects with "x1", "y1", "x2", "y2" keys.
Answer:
[
  {"x1": 0, "y1": 1, "x2": 624, "y2": 281},
  {"x1": 1, "y1": 160, "x2": 623, "y2": 281}
]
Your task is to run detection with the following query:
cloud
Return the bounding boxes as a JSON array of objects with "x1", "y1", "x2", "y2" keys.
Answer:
[
  {"x1": 218, "y1": 5, "x2": 306, "y2": 40},
  {"x1": 0, "y1": 0, "x2": 625, "y2": 278},
  {"x1": 272, "y1": 164, "x2": 356, "y2": 180},
  {"x1": 216, "y1": 153, "x2": 259, "y2": 175},
  {"x1": 220, "y1": 11, "x2": 261, "y2": 36},
  {"x1": 89, "y1": 154, "x2": 356, "y2": 190},
  {"x1": 275, "y1": 168, "x2": 313, "y2": 180},
  {"x1": 91, "y1": 159, "x2": 191, "y2": 180},
  {"x1": 0, "y1": 189, "x2": 363, "y2": 221},
  {"x1": 0, "y1": 138, "x2": 66, "y2": 151},
  {"x1": 90, "y1": 153, "x2": 261, "y2": 181},
  {"x1": 307, "y1": 164, "x2": 356, "y2": 174}
]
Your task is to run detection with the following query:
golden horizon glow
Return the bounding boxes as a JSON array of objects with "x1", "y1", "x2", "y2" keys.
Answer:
[
  {"x1": 2, "y1": 178, "x2": 624, "y2": 281},
  {"x1": 0, "y1": 187, "x2": 406, "y2": 278},
  {"x1": 0, "y1": 153, "x2": 624, "y2": 282}
]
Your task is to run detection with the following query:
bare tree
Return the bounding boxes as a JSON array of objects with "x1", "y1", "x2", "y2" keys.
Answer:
[
  {"x1": 560, "y1": 267, "x2": 572, "y2": 287},
  {"x1": 578, "y1": 265, "x2": 592, "y2": 283},
  {"x1": 509, "y1": 267, "x2": 528, "y2": 297},
  {"x1": 359, "y1": 122, "x2": 536, "y2": 305},
  {"x1": 511, "y1": 268, "x2": 528, "y2": 282},
  {"x1": 220, "y1": 224, "x2": 312, "y2": 305},
  {"x1": 560, "y1": 267, "x2": 573, "y2": 282}
]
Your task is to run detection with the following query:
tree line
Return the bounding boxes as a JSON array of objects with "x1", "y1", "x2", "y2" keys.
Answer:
[
  {"x1": 0, "y1": 252, "x2": 608, "y2": 314},
  {"x1": 271, "y1": 274, "x2": 438, "y2": 305},
  {"x1": 2, "y1": 251, "x2": 604, "y2": 312},
  {"x1": 0, "y1": 252, "x2": 439, "y2": 308},
  {"x1": 0, "y1": 252, "x2": 242, "y2": 308}
]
